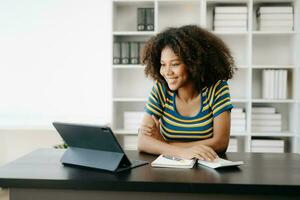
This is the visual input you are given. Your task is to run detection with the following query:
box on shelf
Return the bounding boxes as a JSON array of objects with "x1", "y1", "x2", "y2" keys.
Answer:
[
  {"x1": 231, "y1": 108, "x2": 246, "y2": 132},
  {"x1": 251, "y1": 106, "x2": 282, "y2": 132},
  {"x1": 137, "y1": 8, "x2": 154, "y2": 31},
  {"x1": 256, "y1": 5, "x2": 294, "y2": 31},
  {"x1": 251, "y1": 139, "x2": 284, "y2": 153},
  {"x1": 213, "y1": 5, "x2": 248, "y2": 32},
  {"x1": 124, "y1": 135, "x2": 138, "y2": 150},
  {"x1": 227, "y1": 138, "x2": 238, "y2": 152},
  {"x1": 123, "y1": 112, "x2": 144, "y2": 131},
  {"x1": 262, "y1": 69, "x2": 288, "y2": 99}
]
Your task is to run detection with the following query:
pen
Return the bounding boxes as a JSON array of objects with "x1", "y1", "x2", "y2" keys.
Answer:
[{"x1": 162, "y1": 155, "x2": 184, "y2": 162}]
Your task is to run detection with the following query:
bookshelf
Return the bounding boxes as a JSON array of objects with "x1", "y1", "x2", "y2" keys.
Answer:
[{"x1": 111, "y1": 0, "x2": 300, "y2": 153}]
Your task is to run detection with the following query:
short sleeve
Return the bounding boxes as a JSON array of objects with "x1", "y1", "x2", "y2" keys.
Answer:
[
  {"x1": 144, "y1": 81, "x2": 166, "y2": 119},
  {"x1": 211, "y1": 81, "x2": 233, "y2": 118}
]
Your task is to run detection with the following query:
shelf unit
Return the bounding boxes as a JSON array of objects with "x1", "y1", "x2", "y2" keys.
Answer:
[{"x1": 112, "y1": 0, "x2": 300, "y2": 153}]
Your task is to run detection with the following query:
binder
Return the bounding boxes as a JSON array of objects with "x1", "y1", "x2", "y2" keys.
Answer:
[
  {"x1": 145, "y1": 8, "x2": 154, "y2": 31},
  {"x1": 121, "y1": 42, "x2": 130, "y2": 64},
  {"x1": 130, "y1": 42, "x2": 139, "y2": 64},
  {"x1": 113, "y1": 42, "x2": 121, "y2": 64},
  {"x1": 137, "y1": 8, "x2": 146, "y2": 31}
]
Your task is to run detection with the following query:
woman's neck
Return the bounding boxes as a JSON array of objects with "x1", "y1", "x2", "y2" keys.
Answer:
[{"x1": 176, "y1": 82, "x2": 199, "y2": 103}]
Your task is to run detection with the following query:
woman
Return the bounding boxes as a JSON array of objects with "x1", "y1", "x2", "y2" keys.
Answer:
[{"x1": 138, "y1": 25, "x2": 236, "y2": 161}]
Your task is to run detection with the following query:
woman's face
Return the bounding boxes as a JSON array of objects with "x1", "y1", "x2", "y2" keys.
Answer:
[{"x1": 160, "y1": 46, "x2": 189, "y2": 91}]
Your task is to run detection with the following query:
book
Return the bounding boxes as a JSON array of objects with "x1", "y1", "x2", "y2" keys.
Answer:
[
  {"x1": 214, "y1": 13, "x2": 247, "y2": 20},
  {"x1": 282, "y1": 70, "x2": 288, "y2": 99},
  {"x1": 258, "y1": 13, "x2": 294, "y2": 20},
  {"x1": 252, "y1": 119, "x2": 281, "y2": 126},
  {"x1": 198, "y1": 158, "x2": 244, "y2": 169},
  {"x1": 214, "y1": 26, "x2": 247, "y2": 32},
  {"x1": 121, "y1": 42, "x2": 130, "y2": 64},
  {"x1": 251, "y1": 147, "x2": 284, "y2": 153},
  {"x1": 252, "y1": 126, "x2": 281, "y2": 132},
  {"x1": 231, "y1": 119, "x2": 246, "y2": 126},
  {"x1": 215, "y1": 6, "x2": 248, "y2": 14},
  {"x1": 214, "y1": 20, "x2": 247, "y2": 26},
  {"x1": 130, "y1": 42, "x2": 139, "y2": 64},
  {"x1": 231, "y1": 112, "x2": 246, "y2": 119},
  {"x1": 231, "y1": 125, "x2": 246, "y2": 132},
  {"x1": 113, "y1": 42, "x2": 121, "y2": 64},
  {"x1": 251, "y1": 139, "x2": 284, "y2": 147},
  {"x1": 258, "y1": 6, "x2": 293, "y2": 14},
  {"x1": 259, "y1": 26, "x2": 293, "y2": 31},
  {"x1": 151, "y1": 155, "x2": 196, "y2": 169},
  {"x1": 252, "y1": 107, "x2": 276, "y2": 114},
  {"x1": 124, "y1": 135, "x2": 138, "y2": 150},
  {"x1": 137, "y1": 8, "x2": 146, "y2": 31},
  {"x1": 259, "y1": 20, "x2": 293, "y2": 26},
  {"x1": 252, "y1": 114, "x2": 281, "y2": 120},
  {"x1": 227, "y1": 138, "x2": 238, "y2": 152},
  {"x1": 145, "y1": 8, "x2": 154, "y2": 31}
]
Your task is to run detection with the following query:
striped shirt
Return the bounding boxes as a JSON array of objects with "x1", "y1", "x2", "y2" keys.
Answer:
[{"x1": 144, "y1": 80, "x2": 233, "y2": 142}]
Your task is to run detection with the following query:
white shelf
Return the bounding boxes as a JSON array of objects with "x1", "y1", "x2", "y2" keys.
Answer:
[
  {"x1": 113, "y1": 64, "x2": 145, "y2": 69},
  {"x1": 252, "y1": 65, "x2": 295, "y2": 69},
  {"x1": 252, "y1": 99, "x2": 296, "y2": 103},
  {"x1": 114, "y1": 129, "x2": 138, "y2": 135},
  {"x1": 113, "y1": 98, "x2": 147, "y2": 102},
  {"x1": 213, "y1": 31, "x2": 249, "y2": 35},
  {"x1": 113, "y1": 31, "x2": 156, "y2": 36},
  {"x1": 252, "y1": 31, "x2": 297, "y2": 35},
  {"x1": 251, "y1": 132, "x2": 294, "y2": 137},
  {"x1": 231, "y1": 132, "x2": 248, "y2": 136},
  {"x1": 237, "y1": 65, "x2": 249, "y2": 68},
  {"x1": 231, "y1": 98, "x2": 249, "y2": 103},
  {"x1": 112, "y1": 0, "x2": 300, "y2": 153}
]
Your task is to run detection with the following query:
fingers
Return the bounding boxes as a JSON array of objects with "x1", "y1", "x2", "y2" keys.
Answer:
[
  {"x1": 193, "y1": 146, "x2": 218, "y2": 161},
  {"x1": 201, "y1": 145, "x2": 218, "y2": 159},
  {"x1": 139, "y1": 125, "x2": 154, "y2": 136},
  {"x1": 151, "y1": 115, "x2": 160, "y2": 127}
]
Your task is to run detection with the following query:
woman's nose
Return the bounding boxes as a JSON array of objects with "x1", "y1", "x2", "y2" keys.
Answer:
[{"x1": 165, "y1": 66, "x2": 173, "y2": 75}]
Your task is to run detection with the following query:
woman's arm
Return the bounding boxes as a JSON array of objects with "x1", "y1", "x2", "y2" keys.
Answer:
[
  {"x1": 137, "y1": 114, "x2": 182, "y2": 156},
  {"x1": 137, "y1": 114, "x2": 218, "y2": 160},
  {"x1": 170, "y1": 111, "x2": 231, "y2": 153}
]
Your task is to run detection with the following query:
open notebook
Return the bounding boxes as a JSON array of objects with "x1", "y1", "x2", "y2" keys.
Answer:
[
  {"x1": 197, "y1": 158, "x2": 244, "y2": 169},
  {"x1": 151, "y1": 155, "x2": 196, "y2": 169}
]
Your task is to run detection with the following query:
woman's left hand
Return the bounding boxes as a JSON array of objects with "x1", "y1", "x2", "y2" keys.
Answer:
[{"x1": 139, "y1": 115, "x2": 164, "y2": 141}]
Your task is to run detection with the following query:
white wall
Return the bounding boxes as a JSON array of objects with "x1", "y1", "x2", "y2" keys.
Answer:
[{"x1": 0, "y1": 0, "x2": 112, "y2": 164}]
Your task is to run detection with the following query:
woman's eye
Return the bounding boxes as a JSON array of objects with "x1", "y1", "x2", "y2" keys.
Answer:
[{"x1": 172, "y1": 63, "x2": 179, "y2": 67}]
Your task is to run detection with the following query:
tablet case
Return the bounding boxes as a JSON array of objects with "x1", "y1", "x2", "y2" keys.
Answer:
[{"x1": 53, "y1": 122, "x2": 148, "y2": 172}]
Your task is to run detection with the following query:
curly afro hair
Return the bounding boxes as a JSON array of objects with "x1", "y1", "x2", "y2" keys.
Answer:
[{"x1": 141, "y1": 25, "x2": 236, "y2": 92}]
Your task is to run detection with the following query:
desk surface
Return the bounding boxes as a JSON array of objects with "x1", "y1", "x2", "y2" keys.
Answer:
[{"x1": 0, "y1": 149, "x2": 300, "y2": 195}]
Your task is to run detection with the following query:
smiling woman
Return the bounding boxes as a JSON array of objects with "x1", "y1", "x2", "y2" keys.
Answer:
[{"x1": 137, "y1": 25, "x2": 236, "y2": 161}]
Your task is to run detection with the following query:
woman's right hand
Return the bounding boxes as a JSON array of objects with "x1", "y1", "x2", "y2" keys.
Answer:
[{"x1": 178, "y1": 145, "x2": 218, "y2": 161}]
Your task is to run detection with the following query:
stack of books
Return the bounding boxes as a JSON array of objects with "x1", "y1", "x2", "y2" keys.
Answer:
[
  {"x1": 231, "y1": 108, "x2": 246, "y2": 133},
  {"x1": 257, "y1": 5, "x2": 294, "y2": 31},
  {"x1": 137, "y1": 8, "x2": 154, "y2": 31},
  {"x1": 113, "y1": 42, "x2": 145, "y2": 64},
  {"x1": 213, "y1": 5, "x2": 248, "y2": 32},
  {"x1": 262, "y1": 69, "x2": 288, "y2": 99},
  {"x1": 124, "y1": 135, "x2": 138, "y2": 150},
  {"x1": 251, "y1": 139, "x2": 284, "y2": 153},
  {"x1": 227, "y1": 138, "x2": 238, "y2": 152},
  {"x1": 251, "y1": 107, "x2": 282, "y2": 132},
  {"x1": 123, "y1": 111, "x2": 144, "y2": 131}
]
